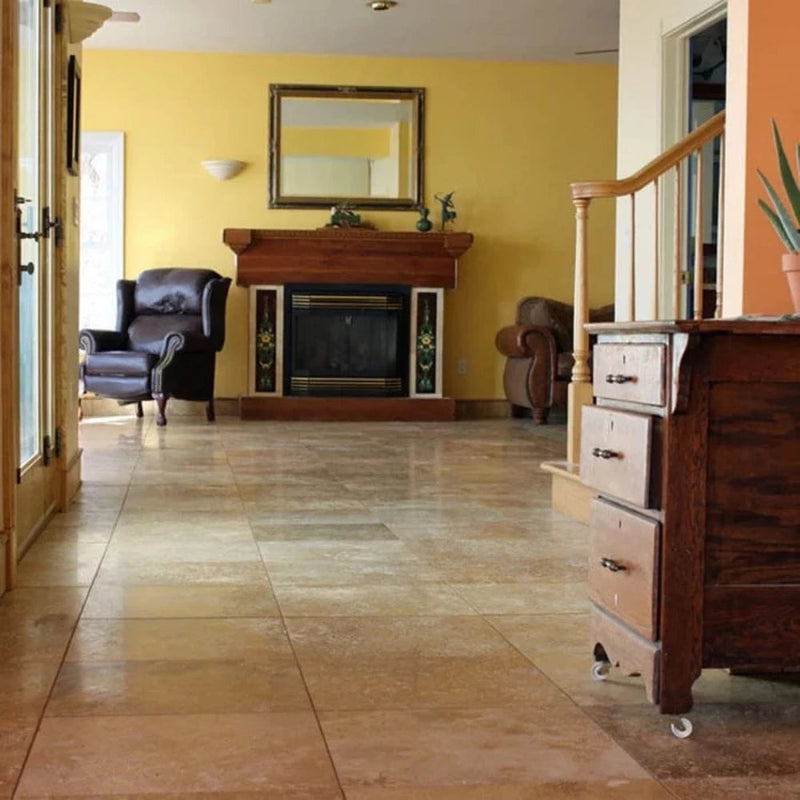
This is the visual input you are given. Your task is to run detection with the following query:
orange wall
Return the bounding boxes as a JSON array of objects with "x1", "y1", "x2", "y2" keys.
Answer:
[{"x1": 743, "y1": 0, "x2": 800, "y2": 313}]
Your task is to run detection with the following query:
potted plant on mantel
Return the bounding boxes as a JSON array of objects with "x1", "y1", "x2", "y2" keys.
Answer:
[{"x1": 757, "y1": 119, "x2": 800, "y2": 313}]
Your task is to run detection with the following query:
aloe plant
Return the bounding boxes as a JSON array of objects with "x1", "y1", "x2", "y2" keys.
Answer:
[{"x1": 757, "y1": 120, "x2": 800, "y2": 252}]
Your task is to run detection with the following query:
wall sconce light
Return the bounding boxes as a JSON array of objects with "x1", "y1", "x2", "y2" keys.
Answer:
[
  {"x1": 66, "y1": 1, "x2": 112, "y2": 43},
  {"x1": 201, "y1": 159, "x2": 246, "y2": 181}
]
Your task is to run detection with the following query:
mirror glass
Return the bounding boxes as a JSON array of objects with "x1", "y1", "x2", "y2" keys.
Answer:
[{"x1": 269, "y1": 84, "x2": 424, "y2": 210}]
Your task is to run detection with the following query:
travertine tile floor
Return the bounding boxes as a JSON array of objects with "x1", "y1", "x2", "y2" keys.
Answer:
[{"x1": 3, "y1": 416, "x2": 800, "y2": 798}]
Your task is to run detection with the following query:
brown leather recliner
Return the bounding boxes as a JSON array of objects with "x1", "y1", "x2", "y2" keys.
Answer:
[
  {"x1": 495, "y1": 296, "x2": 614, "y2": 424},
  {"x1": 79, "y1": 268, "x2": 231, "y2": 426}
]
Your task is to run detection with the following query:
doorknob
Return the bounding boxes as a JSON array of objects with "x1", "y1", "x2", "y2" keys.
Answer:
[{"x1": 19, "y1": 262, "x2": 35, "y2": 278}]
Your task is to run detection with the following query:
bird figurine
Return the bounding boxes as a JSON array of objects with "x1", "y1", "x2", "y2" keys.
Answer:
[{"x1": 434, "y1": 191, "x2": 457, "y2": 230}]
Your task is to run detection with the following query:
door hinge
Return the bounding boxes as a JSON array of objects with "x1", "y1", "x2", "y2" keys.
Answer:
[
  {"x1": 42, "y1": 206, "x2": 62, "y2": 243},
  {"x1": 16, "y1": 468, "x2": 21, "y2": 485},
  {"x1": 43, "y1": 434, "x2": 52, "y2": 466},
  {"x1": 54, "y1": 3, "x2": 63, "y2": 33},
  {"x1": 54, "y1": 427, "x2": 63, "y2": 459},
  {"x1": 43, "y1": 0, "x2": 51, "y2": 7}
]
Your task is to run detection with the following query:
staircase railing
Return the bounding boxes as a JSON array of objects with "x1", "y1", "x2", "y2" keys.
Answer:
[{"x1": 566, "y1": 110, "x2": 726, "y2": 464}]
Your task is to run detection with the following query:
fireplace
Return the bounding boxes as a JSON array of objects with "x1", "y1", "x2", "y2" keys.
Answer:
[
  {"x1": 284, "y1": 285, "x2": 410, "y2": 397},
  {"x1": 224, "y1": 227, "x2": 473, "y2": 420}
]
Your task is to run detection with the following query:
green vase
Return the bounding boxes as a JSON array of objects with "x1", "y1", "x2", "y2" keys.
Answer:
[{"x1": 416, "y1": 207, "x2": 432, "y2": 232}]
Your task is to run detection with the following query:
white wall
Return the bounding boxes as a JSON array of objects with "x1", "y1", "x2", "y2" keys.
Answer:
[{"x1": 616, "y1": 0, "x2": 728, "y2": 318}]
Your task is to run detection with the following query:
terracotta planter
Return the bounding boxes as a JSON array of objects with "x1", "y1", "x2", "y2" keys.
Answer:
[{"x1": 782, "y1": 253, "x2": 800, "y2": 314}]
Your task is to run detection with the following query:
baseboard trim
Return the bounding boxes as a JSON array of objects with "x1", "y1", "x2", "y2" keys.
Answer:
[
  {"x1": 240, "y1": 396, "x2": 456, "y2": 421},
  {"x1": 455, "y1": 400, "x2": 511, "y2": 420},
  {"x1": 80, "y1": 396, "x2": 240, "y2": 419}
]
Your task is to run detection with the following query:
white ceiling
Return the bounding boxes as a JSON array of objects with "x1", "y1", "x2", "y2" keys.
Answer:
[{"x1": 85, "y1": 0, "x2": 620, "y2": 63}]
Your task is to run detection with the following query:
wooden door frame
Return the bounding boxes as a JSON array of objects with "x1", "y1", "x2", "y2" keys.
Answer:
[
  {"x1": 1, "y1": 0, "x2": 19, "y2": 589},
  {"x1": 659, "y1": 2, "x2": 727, "y2": 318}
]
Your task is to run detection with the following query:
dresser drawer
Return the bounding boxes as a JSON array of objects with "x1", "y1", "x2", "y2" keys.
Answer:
[
  {"x1": 589, "y1": 499, "x2": 659, "y2": 640},
  {"x1": 591, "y1": 605, "x2": 661, "y2": 705},
  {"x1": 580, "y1": 406, "x2": 653, "y2": 507},
  {"x1": 593, "y1": 343, "x2": 666, "y2": 406}
]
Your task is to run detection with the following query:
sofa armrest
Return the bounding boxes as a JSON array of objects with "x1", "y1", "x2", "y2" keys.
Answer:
[
  {"x1": 495, "y1": 324, "x2": 559, "y2": 360},
  {"x1": 79, "y1": 329, "x2": 127, "y2": 354}
]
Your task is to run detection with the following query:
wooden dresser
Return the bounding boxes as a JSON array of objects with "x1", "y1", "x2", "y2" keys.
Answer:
[{"x1": 580, "y1": 319, "x2": 800, "y2": 717}]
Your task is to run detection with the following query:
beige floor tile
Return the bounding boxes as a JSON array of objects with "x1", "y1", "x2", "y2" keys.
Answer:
[
  {"x1": 47, "y1": 658, "x2": 311, "y2": 715},
  {"x1": 123, "y1": 483, "x2": 245, "y2": 513},
  {"x1": 405, "y1": 539, "x2": 588, "y2": 582},
  {"x1": 258, "y1": 541, "x2": 440, "y2": 586},
  {"x1": 487, "y1": 612, "x2": 591, "y2": 656},
  {"x1": 287, "y1": 616, "x2": 567, "y2": 710},
  {"x1": 274, "y1": 583, "x2": 476, "y2": 617},
  {"x1": 0, "y1": 662, "x2": 60, "y2": 717},
  {"x1": 92, "y1": 559, "x2": 268, "y2": 585},
  {"x1": 584, "y1": 702, "x2": 800, "y2": 780},
  {"x1": 663, "y1": 776, "x2": 800, "y2": 799},
  {"x1": 110, "y1": 515, "x2": 255, "y2": 540},
  {"x1": 252, "y1": 522, "x2": 397, "y2": 542},
  {"x1": 102, "y1": 538, "x2": 261, "y2": 563},
  {"x1": 82, "y1": 582, "x2": 279, "y2": 618},
  {"x1": 319, "y1": 707, "x2": 650, "y2": 790},
  {"x1": 343, "y1": 781, "x2": 675, "y2": 799},
  {"x1": 450, "y1": 581, "x2": 589, "y2": 613},
  {"x1": 15, "y1": 542, "x2": 107, "y2": 588},
  {"x1": 0, "y1": 717, "x2": 40, "y2": 798},
  {"x1": 16, "y1": 713, "x2": 342, "y2": 797},
  {"x1": 65, "y1": 618, "x2": 293, "y2": 662},
  {"x1": 9, "y1": 416, "x2": 793, "y2": 798}
]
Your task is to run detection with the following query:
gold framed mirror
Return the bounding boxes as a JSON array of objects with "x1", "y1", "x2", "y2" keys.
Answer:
[{"x1": 268, "y1": 84, "x2": 425, "y2": 210}]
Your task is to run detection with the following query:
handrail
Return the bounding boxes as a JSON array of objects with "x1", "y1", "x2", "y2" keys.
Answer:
[
  {"x1": 571, "y1": 110, "x2": 726, "y2": 200},
  {"x1": 564, "y1": 108, "x2": 726, "y2": 467}
]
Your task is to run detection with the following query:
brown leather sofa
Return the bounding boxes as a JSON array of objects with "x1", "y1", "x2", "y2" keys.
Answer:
[
  {"x1": 79, "y1": 268, "x2": 231, "y2": 426},
  {"x1": 495, "y1": 296, "x2": 614, "y2": 424}
]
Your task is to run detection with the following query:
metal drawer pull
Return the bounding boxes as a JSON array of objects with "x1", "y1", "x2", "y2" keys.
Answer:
[
  {"x1": 605, "y1": 374, "x2": 635, "y2": 384},
  {"x1": 600, "y1": 557, "x2": 627, "y2": 572},
  {"x1": 591, "y1": 447, "x2": 621, "y2": 460}
]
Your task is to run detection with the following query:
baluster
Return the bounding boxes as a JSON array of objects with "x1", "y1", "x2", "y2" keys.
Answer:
[
  {"x1": 694, "y1": 148, "x2": 705, "y2": 320},
  {"x1": 571, "y1": 198, "x2": 591, "y2": 386},
  {"x1": 673, "y1": 163, "x2": 683, "y2": 319},
  {"x1": 715, "y1": 133, "x2": 726, "y2": 318},
  {"x1": 653, "y1": 178, "x2": 660, "y2": 320},
  {"x1": 629, "y1": 193, "x2": 636, "y2": 320},
  {"x1": 568, "y1": 197, "x2": 592, "y2": 467}
]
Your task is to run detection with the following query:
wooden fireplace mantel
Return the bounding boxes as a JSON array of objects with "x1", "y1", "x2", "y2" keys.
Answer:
[{"x1": 223, "y1": 227, "x2": 473, "y2": 288}]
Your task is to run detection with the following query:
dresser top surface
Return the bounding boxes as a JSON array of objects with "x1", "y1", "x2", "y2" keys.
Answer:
[{"x1": 585, "y1": 317, "x2": 800, "y2": 336}]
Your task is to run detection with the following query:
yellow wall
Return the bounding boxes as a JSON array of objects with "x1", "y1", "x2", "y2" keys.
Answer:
[{"x1": 81, "y1": 50, "x2": 618, "y2": 400}]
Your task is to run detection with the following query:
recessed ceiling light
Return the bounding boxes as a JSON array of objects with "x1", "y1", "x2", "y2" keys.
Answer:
[{"x1": 367, "y1": 1, "x2": 398, "y2": 10}]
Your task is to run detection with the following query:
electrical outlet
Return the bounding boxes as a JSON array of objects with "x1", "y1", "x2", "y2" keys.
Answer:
[{"x1": 456, "y1": 358, "x2": 467, "y2": 375}]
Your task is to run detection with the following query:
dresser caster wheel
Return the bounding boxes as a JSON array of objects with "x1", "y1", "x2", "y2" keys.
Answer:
[
  {"x1": 591, "y1": 661, "x2": 611, "y2": 681},
  {"x1": 670, "y1": 717, "x2": 693, "y2": 739}
]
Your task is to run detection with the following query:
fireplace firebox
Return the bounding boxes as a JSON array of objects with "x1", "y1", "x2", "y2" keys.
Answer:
[{"x1": 284, "y1": 285, "x2": 409, "y2": 397}]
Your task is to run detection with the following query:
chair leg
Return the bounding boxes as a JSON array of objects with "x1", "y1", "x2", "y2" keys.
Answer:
[
  {"x1": 206, "y1": 400, "x2": 215, "y2": 423},
  {"x1": 136, "y1": 401, "x2": 144, "y2": 418},
  {"x1": 153, "y1": 393, "x2": 168, "y2": 426},
  {"x1": 532, "y1": 406, "x2": 550, "y2": 425}
]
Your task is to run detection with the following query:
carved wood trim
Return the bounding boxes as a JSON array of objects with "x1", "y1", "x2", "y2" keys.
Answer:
[{"x1": 224, "y1": 228, "x2": 473, "y2": 288}]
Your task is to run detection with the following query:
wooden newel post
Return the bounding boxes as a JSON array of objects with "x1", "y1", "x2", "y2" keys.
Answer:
[
  {"x1": 571, "y1": 198, "x2": 591, "y2": 385},
  {"x1": 567, "y1": 196, "x2": 594, "y2": 466}
]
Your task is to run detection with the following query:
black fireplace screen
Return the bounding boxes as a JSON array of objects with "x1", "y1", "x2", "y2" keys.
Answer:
[{"x1": 284, "y1": 285, "x2": 410, "y2": 396}]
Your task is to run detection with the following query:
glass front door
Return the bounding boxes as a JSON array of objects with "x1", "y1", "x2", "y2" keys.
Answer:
[
  {"x1": 17, "y1": 0, "x2": 43, "y2": 467},
  {"x1": 15, "y1": 0, "x2": 55, "y2": 547}
]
